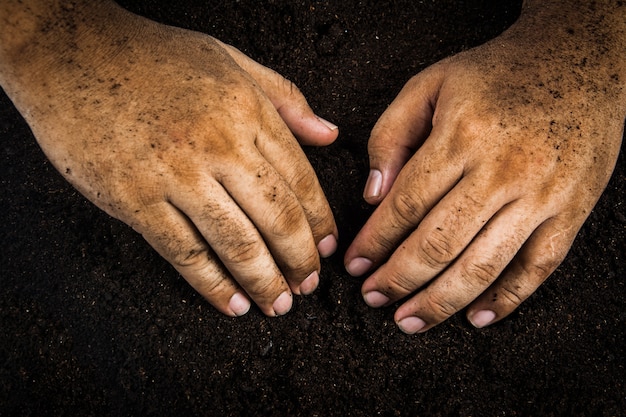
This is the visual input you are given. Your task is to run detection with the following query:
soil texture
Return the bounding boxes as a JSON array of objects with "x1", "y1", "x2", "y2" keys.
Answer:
[{"x1": 1, "y1": 1, "x2": 625, "y2": 416}]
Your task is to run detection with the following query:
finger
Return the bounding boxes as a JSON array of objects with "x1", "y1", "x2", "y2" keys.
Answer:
[
  {"x1": 390, "y1": 202, "x2": 542, "y2": 334},
  {"x1": 132, "y1": 202, "x2": 252, "y2": 318},
  {"x1": 169, "y1": 176, "x2": 297, "y2": 317},
  {"x1": 358, "y1": 171, "x2": 514, "y2": 307},
  {"x1": 466, "y1": 216, "x2": 580, "y2": 328},
  {"x1": 216, "y1": 40, "x2": 339, "y2": 146},
  {"x1": 345, "y1": 131, "x2": 463, "y2": 277},
  {"x1": 213, "y1": 145, "x2": 326, "y2": 296},
  {"x1": 256, "y1": 106, "x2": 338, "y2": 258},
  {"x1": 364, "y1": 65, "x2": 445, "y2": 204}
]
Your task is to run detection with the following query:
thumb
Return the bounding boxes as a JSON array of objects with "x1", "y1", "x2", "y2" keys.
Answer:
[
  {"x1": 217, "y1": 41, "x2": 338, "y2": 146},
  {"x1": 364, "y1": 65, "x2": 445, "y2": 205}
]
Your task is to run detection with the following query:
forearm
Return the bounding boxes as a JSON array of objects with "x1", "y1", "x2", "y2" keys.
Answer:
[{"x1": 518, "y1": 0, "x2": 626, "y2": 46}]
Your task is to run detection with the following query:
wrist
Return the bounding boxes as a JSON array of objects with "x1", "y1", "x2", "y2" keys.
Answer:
[
  {"x1": 0, "y1": 1, "x2": 138, "y2": 94},
  {"x1": 514, "y1": 1, "x2": 626, "y2": 65},
  {"x1": 499, "y1": 1, "x2": 626, "y2": 111}
]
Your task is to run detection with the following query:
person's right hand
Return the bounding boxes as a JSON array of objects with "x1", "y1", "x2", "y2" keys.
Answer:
[{"x1": 0, "y1": 1, "x2": 338, "y2": 317}]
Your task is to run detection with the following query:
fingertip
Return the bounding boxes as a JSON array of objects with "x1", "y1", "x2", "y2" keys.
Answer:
[
  {"x1": 345, "y1": 257, "x2": 373, "y2": 277},
  {"x1": 363, "y1": 290, "x2": 390, "y2": 308},
  {"x1": 317, "y1": 116, "x2": 338, "y2": 132},
  {"x1": 228, "y1": 292, "x2": 252, "y2": 317},
  {"x1": 317, "y1": 234, "x2": 338, "y2": 258},
  {"x1": 299, "y1": 271, "x2": 320, "y2": 296},
  {"x1": 468, "y1": 309, "x2": 497, "y2": 328},
  {"x1": 272, "y1": 291, "x2": 293, "y2": 316},
  {"x1": 293, "y1": 114, "x2": 339, "y2": 146},
  {"x1": 396, "y1": 316, "x2": 427, "y2": 334}
]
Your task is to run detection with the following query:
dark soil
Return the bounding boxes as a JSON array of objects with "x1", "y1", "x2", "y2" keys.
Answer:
[{"x1": 1, "y1": 1, "x2": 624, "y2": 416}]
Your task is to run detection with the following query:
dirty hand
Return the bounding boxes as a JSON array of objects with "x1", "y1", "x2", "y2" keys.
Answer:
[
  {"x1": 0, "y1": 1, "x2": 338, "y2": 317},
  {"x1": 345, "y1": 0, "x2": 626, "y2": 333}
]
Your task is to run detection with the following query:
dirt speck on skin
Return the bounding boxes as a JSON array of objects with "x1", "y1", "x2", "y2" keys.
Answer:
[{"x1": 1, "y1": 1, "x2": 625, "y2": 416}]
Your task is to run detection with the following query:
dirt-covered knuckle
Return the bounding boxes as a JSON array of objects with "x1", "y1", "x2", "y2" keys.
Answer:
[
  {"x1": 459, "y1": 257, "x2": 500, "y2": 288},
  {"x1": 190, "y1": 270, "x2": 232, "y2": 301},
  {"x1": 422, "y1": 290, "x2": 459, "y2": 321},
  {"x1": 278, "y1": 250, "x2": 318, "y2": 283},
  {"x1": 226, "y1": 82, "x2": 265, "y2": 117},
  {"x1": 289, "y1": 162, "x2": 319, "y2": 200},
  {"x1": 243, "y1": 275, "x2": 287, "y2": 305},
  {"x1": 367, "y1": 224, "x2": 400, "y2": 255},
  {"x1": 286, "y1": 164, "x2": 334, "y2": 233},
  {"x1": 416, "y1": 228, "x2": 457, "y2": 270},
  {"x1": 520, "y1": 246, "x2": 565, "y2": 281},
  {"x1": 498, "y1": 284, "x2": 526, "y2": 309},
  {"x1": 385, "y1": 268, "x2": 422, "y2": 296},
  {"x1": 305, "y1": 203, "x2": 335, "y2": 238},
  {"x1": 220, "y1": 238, "x2": 263, "y2": 266},
  {"x1": 406, "y1": 64, "x2": 446, "y2": 90},
  {"x1": 367, "y1": 129, "x2": 400, "y2": 162},
  {"x1": 390, "y1": 190, "x2": 427, "y2": 229},
  {"x1": 266, "y1": 196, "x2": 307, "y2": 239},
  {"x1": 166, "y1": 244, "x2": 212, "y2": 269}
]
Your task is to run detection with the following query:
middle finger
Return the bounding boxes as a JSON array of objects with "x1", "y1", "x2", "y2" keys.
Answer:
[{"x1": 360, "y1": 174, "x2": 513, "y2": 305}]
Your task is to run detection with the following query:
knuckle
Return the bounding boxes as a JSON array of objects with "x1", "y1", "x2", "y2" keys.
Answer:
[
  {"x1": 170, "y1": 246, "x2": 211, "y2": 268},
  {"x1": 417, "y1": 229, "x2": 456, "y2": 270},
  {"x1": 245, "y1": 276, "x2": 286, "y2": 303},
  {"x1": 193, "y1": 272, "x2": 231, "y2": 300},
  {"x1": 267, "y1": 196, "x2": 305, "y2": 238},
  {"x1": 290, "y1": 165, "x2": 318, "y2": 200},
  {"x1": 387, "y1": 269, "x2": 420, "y2": 295},
  {"x1": 520, "y1": 250, "x2": 564, "y2": 280},
  {"x1": 223, "y1": 83, "x2": 262, "y2": 114},
  {"x1": 283, "y1": 253, "x2": 318, "y2": 281},
  {"x1": 222, "y1": 238, "x2": 262, "y2": 265},
  {"x1": 279, "y1": 167, "x2": 335, "y2": 238},
  {"x1": 370, "y1": 229, "x2": 399, "y2": 254},
  {"x1": 521, "y1": 260, "x2": 551, "y2": 279},
  {"x1": 460, "y1": 258, "x2": 499, "y2": 287},
  {"x1": 423, "y1": 291, "x2": 458, "y2": 319},
  {"x1": 390, "y1": 191, "x2": 427, "y2": 228},
  {"x1": 367, "y1": 128, "x2": 396, "y2": 154},
  {"x1": 499, "y1": 285, "x2": 525, "y2": 307},
  {"x1": 457, "y1": 115, "x2": 493, "y2": 140},
  {"x1": 308, "y1": 208, "x2": 335, "y2": 239}
]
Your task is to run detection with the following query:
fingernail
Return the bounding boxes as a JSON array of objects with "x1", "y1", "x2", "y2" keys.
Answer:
[
  {"x1": 363, "y1": 291, "x2": 389, "y2": 308},
  {"x1": 470, "y1": 310, "x2": 496, "y2": 328},
  {"x1": 300, "y1": 271, "x2": 319, "y2": 296},
  {"x1": 317, "y1": 234, "x2": 338, "y2": 258},
  {"x1": 317, "y1": 116, "x2": 338, "y2": 131},
  {"x1": 272, "y1": 291, "x2": 293, "y2": 316},
  {"x1": 364, "y1": 169, "x2": 382, "y2": 200},
  {"x1": 397, "y1": 316, "x2": 427, "y2": 334},
  {"x1": 345, "y1": 257, "x2": 373, "y2": 277},
  {"x1": 229, "y1": 292, "x2": 251, "y2": 317}
]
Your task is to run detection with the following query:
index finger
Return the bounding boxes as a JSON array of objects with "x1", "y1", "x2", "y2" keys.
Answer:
[
  {"x1": 255, "y1": 103, "x2": 338, "y2": 257},
  {"x1": 344, "y1": 128, "x2": 463, "y2": 277}
]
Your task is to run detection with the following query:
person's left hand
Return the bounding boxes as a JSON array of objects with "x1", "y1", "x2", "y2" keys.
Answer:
[{"x1": 344, "y1": 5, "x2": 626, "y2": 333}]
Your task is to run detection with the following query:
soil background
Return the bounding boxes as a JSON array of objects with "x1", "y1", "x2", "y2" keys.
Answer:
[{"x1": 1, "y1": 1, "x2": 625, "y2": 416}]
